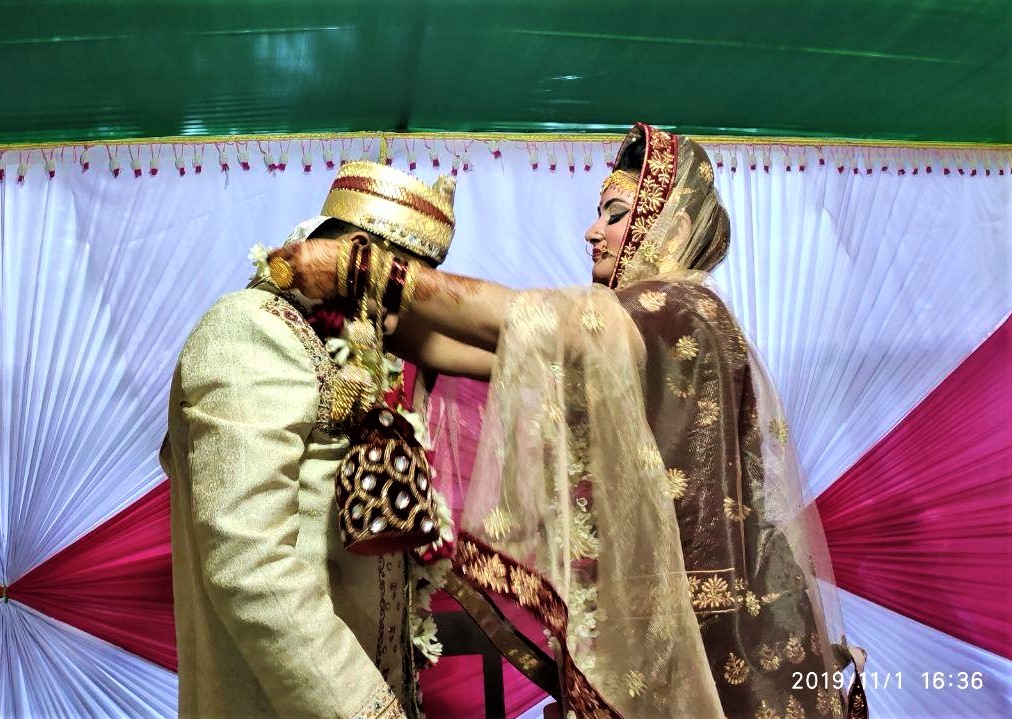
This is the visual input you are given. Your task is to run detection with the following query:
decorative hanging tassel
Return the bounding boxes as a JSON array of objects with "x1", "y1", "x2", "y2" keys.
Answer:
[
  {"x1": 798, "y1": 150, "x2": 806, "y2": 172},
  {"x1": 175, "y1": 153, "x2": 186, "y2": 177},
  {"x1": 219, "y1": 147, "x2": 229, "y2": 173},
  {"x1": 450, "y1": 154, "x2": 460, "y2": 177},
  {"x1": 16, "y1": 160, "x2": 28, "y2": 184},
  {"x1": 714, "y1": 149, "x2": 724, "y2": 170},
  {"x1": 264, "y1": 148, "x2": 277, "y2": 173},
  {"x1": 80, "y1": 147, "x2": 90, "y2": 172},
  {"x1": 604, "y1": 143, "x2": 615, "y2": 169},
  {"x1": 427, "y1": 143, "x2": 439, "y2": 168},
  {"x1": 548, "y1": 148, "x2": 557, "y2": 172},
  {"x1": 461, "y1": 147, "x2": 471, "y2": 172},
  {"x1": 0, "y1": 152, "x2": 5, "y2": 182},
  {"x1": 761, "y1": 148, "x2": 770, "y2": 173},
  {"x1": 529, "y1": 145, "x2": 539, "y2": 171},
  {"x1": 45, "y1": 156, "x2": 56, "y2": 179},
  {"x1": 407, "y1": 146, "x2": 417, "y2": 172},
  {"x1": 490, "y1": 141, "x2": 502, "y2": 160},
  {"x1": 747, "y1": 150, "x2": 757, "y2": 172},
  {"x1": 148, "y1": 148, "x2": 159, "y2": 176},
  {"x1": 193, "y1": 146, "x2": 204, "y2": 174},
  {"x1": 109, "y1": 151, "x2": 122, "y2": 178},
  {"x1": 277, "y1": 148, "x2": 288, "y2": 171},
  {"x1": 566, "y1": 145, "x2": 575, "y2": 174},
  {"x1": 130, "y1": 151, "x2": 142, "y2": 178},
  {"x1": 784, "y1": 150, "x2": 792, "y2": 173},
  {"x1": 817, "y1": 148, "x2": 826, "y2": 167},
  {"x1": 323, "y1": 145, "x2": 335, "y2": 170},
  {"x1": 340, "y1": 143, "x2": 351, "y2": 167},
  {"x1": 302, "y1": 143, "x2": 313, "y2": 173},
  {"x1": 238, "y1": 146, "x2": 250, "y2": 171},
  {"x1": 729, "y1": 151, "x2": 738, "y2": 173},
  {"x1": 583, "y1": 147, "x2": 593, "y2": 172}
]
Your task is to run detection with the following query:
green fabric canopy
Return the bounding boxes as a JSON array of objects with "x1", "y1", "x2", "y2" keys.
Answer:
[{"x1": 2, "y1": 0, "x2": 1008, "y2": 145}]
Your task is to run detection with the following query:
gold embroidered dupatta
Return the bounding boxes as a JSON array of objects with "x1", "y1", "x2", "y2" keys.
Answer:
[{"x1": 452, "y1": 125, "x2": 862, "y2": 718}]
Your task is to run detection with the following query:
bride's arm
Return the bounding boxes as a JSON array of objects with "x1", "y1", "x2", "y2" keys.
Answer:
[{"x1": 269, "y1": 238, "x2": 517, "y2": 353}]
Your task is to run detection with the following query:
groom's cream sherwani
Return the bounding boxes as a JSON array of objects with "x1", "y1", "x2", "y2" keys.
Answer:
[{"x1": 161, "y1": 281, "x2": 414, "y2": 719}]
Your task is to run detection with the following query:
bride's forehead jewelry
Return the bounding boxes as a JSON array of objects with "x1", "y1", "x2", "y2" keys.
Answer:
[{"x1": 601, "y1": 170, "x2": 639, "y2": 196}]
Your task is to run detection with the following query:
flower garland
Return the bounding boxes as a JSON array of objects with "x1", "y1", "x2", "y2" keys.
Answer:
[{"x1": 251, "y1": 242, "x2": 455, "y2": 666}]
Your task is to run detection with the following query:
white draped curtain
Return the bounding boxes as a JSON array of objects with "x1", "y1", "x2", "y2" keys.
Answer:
[{"x1": 1, "y1": 137, "x2": 1009, "y2": 718}]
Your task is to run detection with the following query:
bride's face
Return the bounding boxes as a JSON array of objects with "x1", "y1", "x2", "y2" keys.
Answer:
[{"x1": 585, "y1": 185, "x2": 635, "y2": 285}]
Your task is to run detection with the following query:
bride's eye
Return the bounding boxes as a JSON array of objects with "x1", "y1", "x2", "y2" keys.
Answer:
[{"x1": 606, "y1": 209, "x2": 630, "y2": 225}]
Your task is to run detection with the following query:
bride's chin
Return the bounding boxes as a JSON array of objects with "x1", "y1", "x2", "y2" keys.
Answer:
[{"x1": 590, "y1": 258, "x2": 616, "y2": 284}]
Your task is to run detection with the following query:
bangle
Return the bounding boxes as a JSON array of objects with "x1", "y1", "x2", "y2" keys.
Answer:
[
  {"x1": 369, "y1": 246, "x2": 395, "y2": 307},
  {"x1": 382, "y1": 257, "x2": 409, "y2": 315},
  {"x1": 400, "y1": 261, "x2": 419, "y2": 315},
  {"x1": 346, "y1": 241, "x2": 362, "y2": 299},
  {"x1": 350, "y1": 242, "x2": 372, "y2": 302},
  {"x1": 335, "y1": 241, "x2": 353, "y2": 299}
]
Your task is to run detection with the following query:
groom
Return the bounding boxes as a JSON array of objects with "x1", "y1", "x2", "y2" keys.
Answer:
[{"x1": 160, "y1": 162, "x2": 458, "y2": 719}]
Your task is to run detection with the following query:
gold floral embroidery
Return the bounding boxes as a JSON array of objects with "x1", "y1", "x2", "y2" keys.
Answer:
[
  {"x1": 769, "y1": 418, "x2": 790, "y2": 444},
  {"x1": 734, "y1": 578, "x2": 748, "y2": 592},
  {"x1": 762, "y1": 591, "x2": 784, "y2": 605},
  {"x1": 510, "y1": 565, "x2": 541, "y2": 608},
  {"x1": 816, "y1": 688, "x2": 830, "y2": 716},
  {"x1": 816, "y1": 688, "x2": 843, "y2": 717},
  {"x1": 630, "y1": 216, "x2": 653, "y2": 241},
  {"x1": 462, "y1": 552, "x2": 508, "y2": 593},
  {"x1": 666, "y1": 377, "x2": 694, "y2": 399},
  {"x1": 697, "y1": 399, "x2": 720, "y2": 426},
  {"x1": 638, "y1": 178, "x2": 665, "y2": 212},
  {"x1": 744, "y1": 591, "x2": 761, "y2": 616},
  {"x1": 810, "y1": 632, "x2": 823, "y2": 656},
  {"x1": 698, "y1": 161, "x2": 714, "y2": 184},
  {"x1": 759, "y1": 644, "x2": 782, "y2": 671},
  {"x1": 785, "y1": 695, "x2": 805, "y2": 719},
  {"x1": 687, "y1": 575, "x2": 701, "y2": 593},
  {"x1": 696, "y1": 296, "x2": 720, "y2": 320},
  {"x1": 694, "y1": 576, "x2": 734, "y2": 609},
  {"x1": 664, "y1": 468, "x2": 689, "y2": 500},
  {"x1": 639, "y1": 444, "x2": 664, "y2": 472},
  {"x1": 755, "y1": 700, "x2": 782, "y2": 719},
  {"x1": 785, "y1": 633, "x2": 806, "y2": 664},
  {"x1": 723, "y1": 497, "x2": 752, "y2": 521},
  {"x1": 653, "y1": 132, "x2": 672, "y2": 150},
  {"x1": 647, "y1": 151, "x2": 675, "y2": 184},
  {"x1": 624, "y1": 670, "x2": 647, "y2": 698},
  {"x1": 723, "y1": 652, "x2": 749, "y2": 685},
  {"x1": 483, "y1": 507, "x2": 513, "y2": 540},
  {"x1": 638, "y1": 239, "x2": 662, "y2": 264},
  {"x1": 673, "y1": 335, "x2": 700, "y2": 360},
  {"x1": 638, "y1": 290, "x2": 667, "y2": 312},
  {"x1": 580, "y1": 310, "x2": 605, "y2": 333},
  {"x1": 506, "y1": 646, "x2": 541, "y2": 673}
]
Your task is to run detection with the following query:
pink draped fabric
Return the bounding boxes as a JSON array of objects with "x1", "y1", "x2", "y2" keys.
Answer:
[
  {"x1": 817, "y1": 317, "x2": 1012, "y2": 659},
  {"x1": 8, "y1": 480, "x2": 177, "y2": 670}
]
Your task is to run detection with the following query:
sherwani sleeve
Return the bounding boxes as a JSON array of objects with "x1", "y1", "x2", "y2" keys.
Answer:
[{"x1": 178, "y1": 297, "x2": 403, "y2": 719}]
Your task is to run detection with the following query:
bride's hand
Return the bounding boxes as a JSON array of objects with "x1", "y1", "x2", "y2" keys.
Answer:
[{"x1": 267, "y1": 239, "x2": 346, "y2": 300}]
